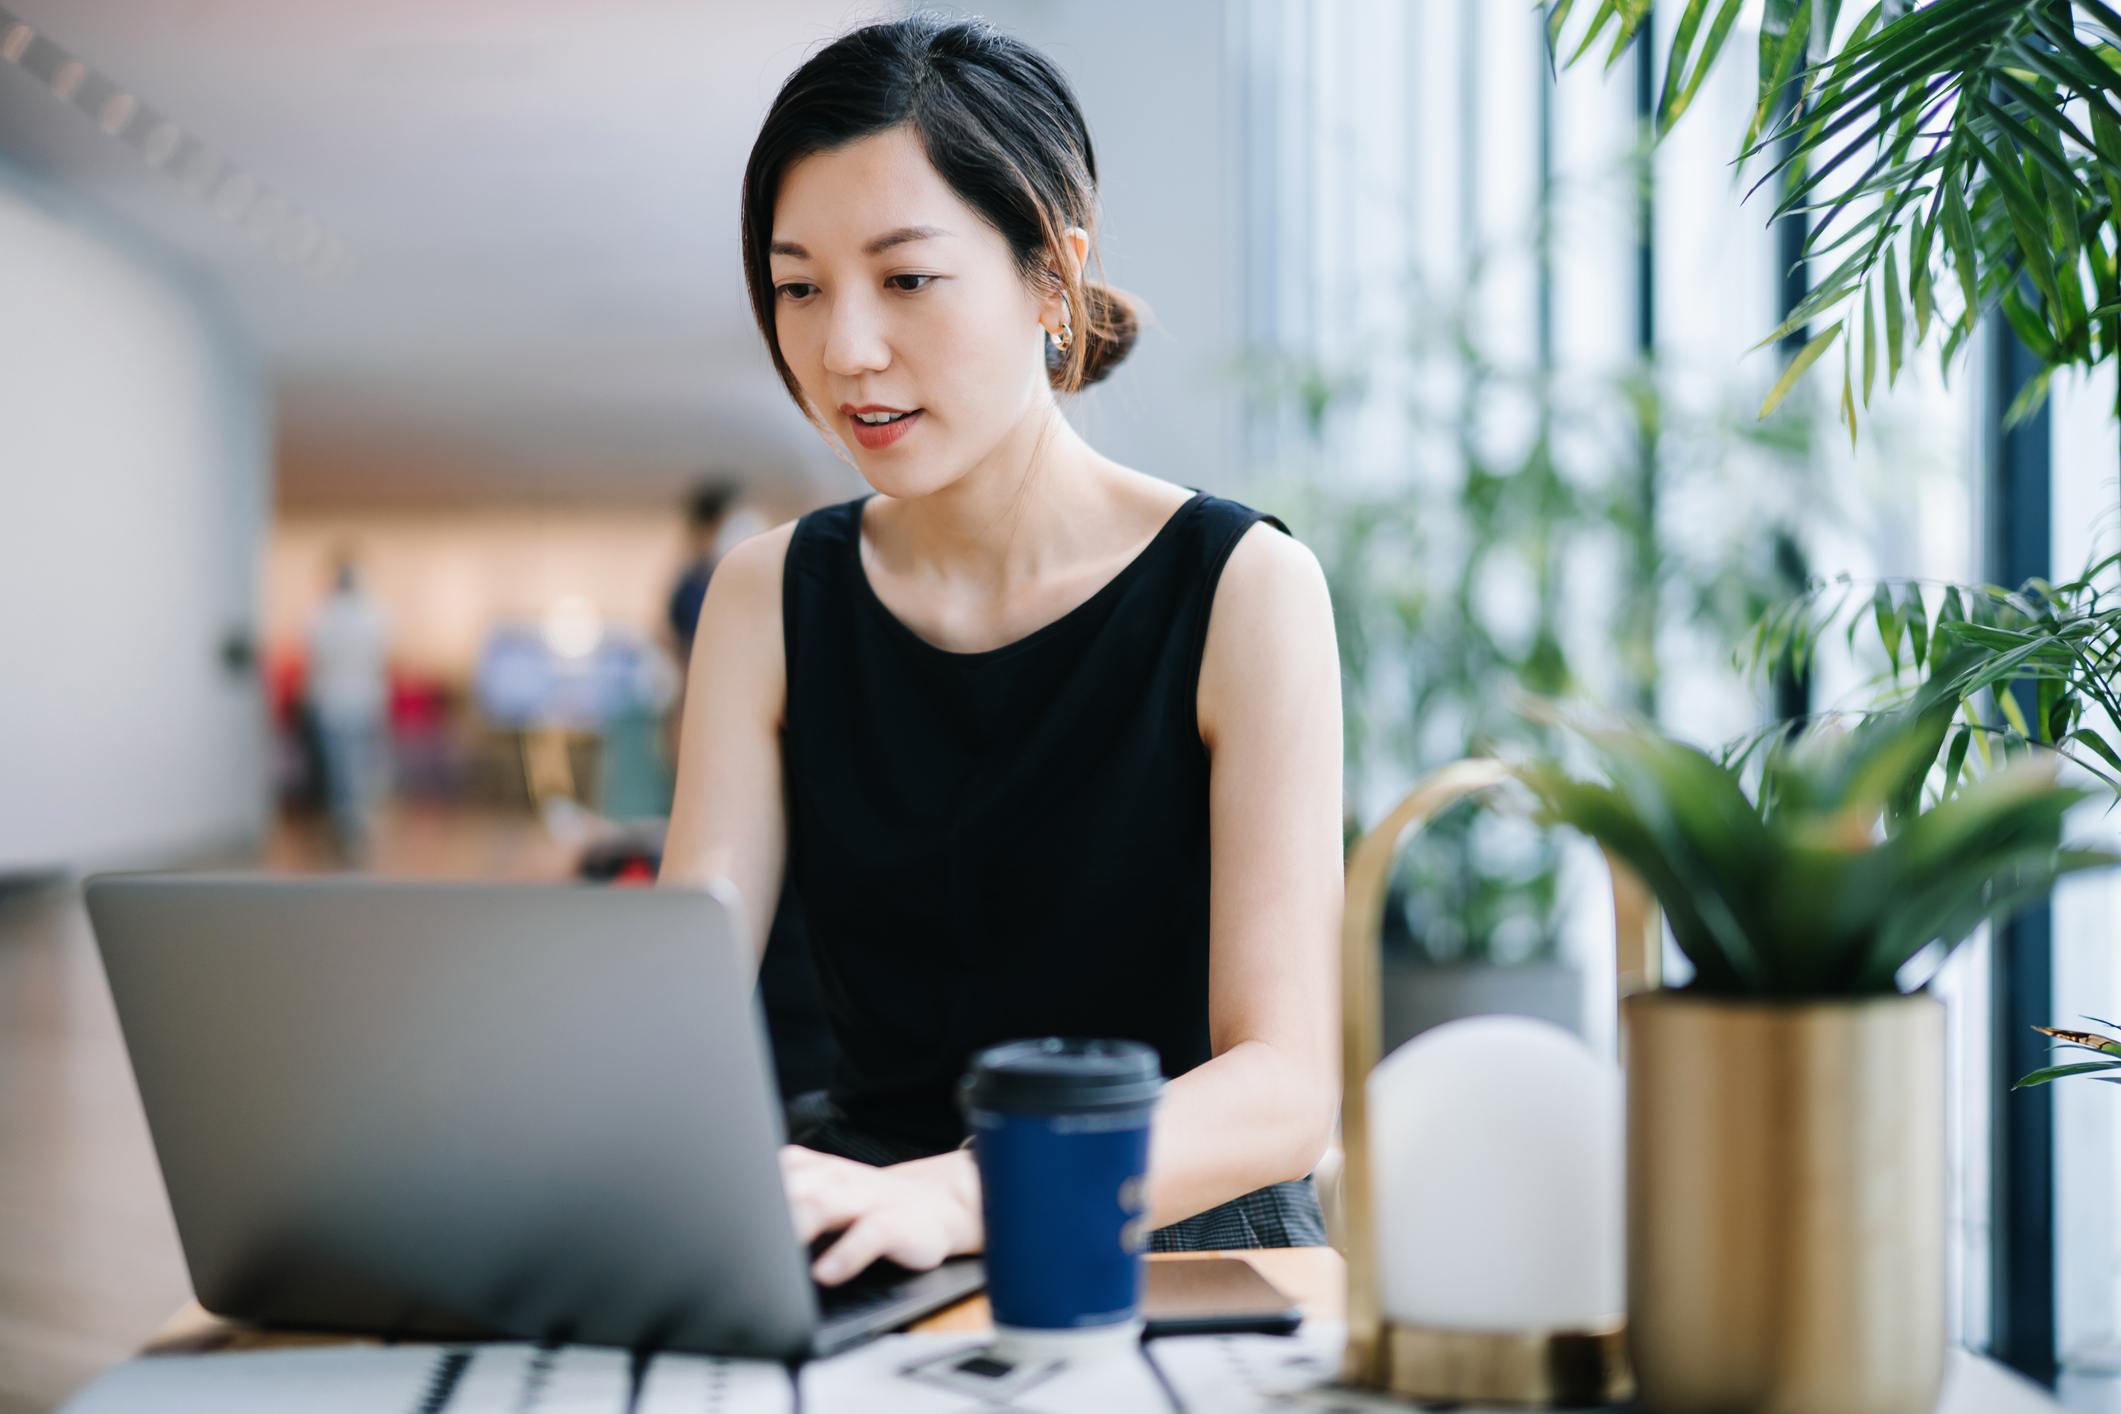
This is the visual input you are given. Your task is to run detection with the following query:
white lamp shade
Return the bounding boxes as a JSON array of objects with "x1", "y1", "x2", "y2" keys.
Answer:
[{"x1": 1368, "y1": 1014, "x2": 1623, "y2": 1330}]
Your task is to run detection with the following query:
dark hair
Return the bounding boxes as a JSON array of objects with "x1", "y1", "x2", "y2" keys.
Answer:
[
  {"x1": 741, "y1": 12, "x2": 1141, "y2": 422},
  {"x1": 686, "y1": 478, "x2": 740, "y2": 528}
]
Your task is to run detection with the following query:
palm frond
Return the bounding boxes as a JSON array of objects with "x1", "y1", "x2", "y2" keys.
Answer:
[{"x1": 1546, "y1": 0, "x2": 2121, "y2": 433}]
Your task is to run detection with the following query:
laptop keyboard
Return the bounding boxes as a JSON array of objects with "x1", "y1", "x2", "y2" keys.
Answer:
[
  {"x1": 806, "y1": 1238, "x2": 923, "y2": 1317},
  {"x1": 804, "y1": 1244, "x2": 987, "y2": 1355},
  {"x1": 815, "y1": 1262, "x2": 914, "y2": 1321}
]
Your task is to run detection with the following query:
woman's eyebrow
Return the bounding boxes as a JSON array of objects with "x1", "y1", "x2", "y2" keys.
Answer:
[{"x1": 769, "y1": 225, "x2": 955, "y2": 260}]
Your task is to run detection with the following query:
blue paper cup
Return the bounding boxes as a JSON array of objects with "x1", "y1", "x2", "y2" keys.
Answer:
[{"x1": 959, "y1": 1038, "x2": 1162, "y2": 1357}]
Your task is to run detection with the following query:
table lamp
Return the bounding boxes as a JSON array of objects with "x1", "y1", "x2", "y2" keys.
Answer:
[{"x1": 1338, "y1": 759, "x2": 1655, "y2": 1406}]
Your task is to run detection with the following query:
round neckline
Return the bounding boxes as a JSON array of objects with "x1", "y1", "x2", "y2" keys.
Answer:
[{"x1": 848, "y1": 489, "x2": 1208, "y2": 663}]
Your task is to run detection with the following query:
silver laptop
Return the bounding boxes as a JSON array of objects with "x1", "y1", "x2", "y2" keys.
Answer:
[{"x1": 84, "y1": 873, "x2": 982, "y2": 1358}]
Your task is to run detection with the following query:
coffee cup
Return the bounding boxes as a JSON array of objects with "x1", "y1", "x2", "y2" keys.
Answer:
[{"x1": 959, "y1": 1037, "x2": 1163, "y2": 1356}]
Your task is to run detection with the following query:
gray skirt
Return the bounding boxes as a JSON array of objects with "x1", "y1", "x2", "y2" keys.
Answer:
[{"x1": 782, "y1": 1090, "x2": 1327, "y2": 1253}]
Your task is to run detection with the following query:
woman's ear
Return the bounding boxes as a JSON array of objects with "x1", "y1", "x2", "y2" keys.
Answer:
[
  {"x1": 1061, "y1": 224, "x2": 1089, "y2": 276},
  {"x1": 1041, "y1": 225, "x2": 1092, "y2": 330}
]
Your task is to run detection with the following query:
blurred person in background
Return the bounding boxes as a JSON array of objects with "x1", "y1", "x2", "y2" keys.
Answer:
[
  {"x1": 307, "y1": 553, "x2": 391, "y2": 862},
  {"x1": 667, "y1": 477, "x2": 743, "y2": 660},
  {"x1": 662, "y1": 16, "x2": 1342, "y2": 1290}
]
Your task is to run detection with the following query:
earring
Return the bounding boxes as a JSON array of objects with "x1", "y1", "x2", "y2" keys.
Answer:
[{"x1": 1051, "y1": 290, "x2": 1073, "y2": 354}]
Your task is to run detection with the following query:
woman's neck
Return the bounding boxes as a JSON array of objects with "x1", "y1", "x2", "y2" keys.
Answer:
[{"x1": 872, "y1": 401, "x2": 1117, "y2": 596}]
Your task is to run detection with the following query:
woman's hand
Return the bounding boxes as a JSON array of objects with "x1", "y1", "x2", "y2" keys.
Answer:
[{"x1": 780, "y1": 1144, "x2": 985, "y2": 1285}]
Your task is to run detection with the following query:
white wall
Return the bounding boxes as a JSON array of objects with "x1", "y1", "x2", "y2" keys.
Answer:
[{"x1": 0, "y1": 166, "x2": 270, "y2": 872}]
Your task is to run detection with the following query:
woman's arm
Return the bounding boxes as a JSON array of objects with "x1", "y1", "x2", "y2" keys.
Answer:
[
  {"x1": 1149, "y1": 521, "x2": 1344, "y2": 1228},
  {"x1": 657, "y1": 522, "x2": 796, "y2": 968}
]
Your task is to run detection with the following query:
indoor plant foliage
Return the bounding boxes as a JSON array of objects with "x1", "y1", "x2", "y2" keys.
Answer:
[
  {"x1": 1741, "y1": 545, "x2": 2121, "y2": 797},
  {"x1": 1548, "y1": 0, "x2": 2121, "y2": 436},
  {"x1": 1522, "y1": 705, "x2": 2104, "y2": 998},
  {"x1": 1521, "y1": 706, "x2": 2103, "y2": 1412},
  {"x1": 2017, "y1": 1015, "x2": 2121, "y2": 1088},
  {"x1": 1742, "y1": 542, "x2": 2121, "y2": 1088}
]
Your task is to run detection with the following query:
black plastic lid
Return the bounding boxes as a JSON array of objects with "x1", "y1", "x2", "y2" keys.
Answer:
[{"x1": 958, "y1": 1038, "x2": 1164, "y2": 1115}]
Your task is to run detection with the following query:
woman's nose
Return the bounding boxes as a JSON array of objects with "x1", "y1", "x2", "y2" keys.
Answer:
[{"x1": 821, "y1": 295, "x2": 890, "y2": 377}]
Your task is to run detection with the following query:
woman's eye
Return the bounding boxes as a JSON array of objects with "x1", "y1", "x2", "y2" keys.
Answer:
[
  {"x1": 776, "y1": 283, "x2": 816, "y2": 301},
  {"x1": 887, "y1": 274, "x2": 935, "y2": 293}
]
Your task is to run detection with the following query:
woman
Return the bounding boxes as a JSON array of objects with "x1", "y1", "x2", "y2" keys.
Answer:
[{"x1": 660, "y1": 14, "x2": 1343, "y2": 1287}]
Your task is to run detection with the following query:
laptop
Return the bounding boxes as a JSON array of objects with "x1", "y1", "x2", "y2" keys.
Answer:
[{"x1": 83, "y1": 872, "x2": 984, "y2": 1359}]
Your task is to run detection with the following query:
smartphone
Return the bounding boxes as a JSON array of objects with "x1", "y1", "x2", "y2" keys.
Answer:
[{"x1": 1140, "y1": 1257, "x2": 1304, "y2": 1337}]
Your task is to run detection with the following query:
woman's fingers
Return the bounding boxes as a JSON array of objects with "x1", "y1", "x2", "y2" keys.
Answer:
[
  {"x1": 813, "y1": 1210, "x2": 955, "y2": 1284},
  {"x1": 780, "y1": 1153, "x2": 852, "y2": 1238},
  {"x1": 782, "y1": 1146, "x2": 972, "y2": 1284},
  {"x1": 787, "y1": 1180, "x2": 868, "y2": 1244},
  {"x1": 779, "y1": 1146, "x2": 876, "y2": 1243},
  {"x1": 811, "y1": 1214, "x2": 891, "y2": 1285}
]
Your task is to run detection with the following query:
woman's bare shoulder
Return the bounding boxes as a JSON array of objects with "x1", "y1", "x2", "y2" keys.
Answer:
[
  {"x1": 1197, "y1": 519, "x2": 1336, "y2": 744},
  {"x1": 692, "y1": 518, "x2": 801, "y2": 716},
  {"x1": 712, "y1": 516, "x2": 800, "y2": 599}
]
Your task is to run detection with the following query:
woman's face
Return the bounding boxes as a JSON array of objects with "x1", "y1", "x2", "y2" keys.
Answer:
[{"x1": 768, "y1": 124, "x2": 1059, "y2": 499}]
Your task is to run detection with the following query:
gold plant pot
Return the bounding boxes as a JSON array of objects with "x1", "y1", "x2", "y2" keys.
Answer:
[{"x1": 1625, "y1": 991, "x2": 1945, "y2": 1414}]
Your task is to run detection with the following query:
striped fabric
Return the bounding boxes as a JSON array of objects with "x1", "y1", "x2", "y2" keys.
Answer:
[{"x1": 783, "y1": 1091, "x2": 1326, "y2": 1252}]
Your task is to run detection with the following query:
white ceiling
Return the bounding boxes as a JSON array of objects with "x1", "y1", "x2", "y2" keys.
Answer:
[{"x1": 0, "y1": 0, "x2": 897, "y2": 505}]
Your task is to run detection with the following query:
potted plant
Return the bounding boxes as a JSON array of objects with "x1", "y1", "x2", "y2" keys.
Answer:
[{"x1": 1521, "y1": 705, "x2": 2107, "y2": 1413}]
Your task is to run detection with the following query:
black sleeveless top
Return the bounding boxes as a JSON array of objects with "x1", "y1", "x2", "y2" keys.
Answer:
[{"x1": 780, "y1": 490, "x2": 1287, "y2": 1150}]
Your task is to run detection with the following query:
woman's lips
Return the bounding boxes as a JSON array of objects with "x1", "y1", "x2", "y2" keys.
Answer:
[{"x1": 848, "y1": 408, "x2": 922, "y2": 450}]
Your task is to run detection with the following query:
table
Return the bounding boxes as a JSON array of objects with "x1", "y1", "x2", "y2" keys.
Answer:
[{"x1": 125, "y1": 1249, "x2": 2065, "y2": 1412}]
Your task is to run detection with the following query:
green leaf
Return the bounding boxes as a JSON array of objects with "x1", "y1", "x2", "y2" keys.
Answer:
[
  {"x1": 1742, "y1": 0, "x2": 1813, "y2": 158},
  {"x1": 1998, "y1": 684, "x2": 2032, "y2": 739},
  {"x1": 2015, "y1": 1059, "x2": 2121, "y2": 1090},
  {"x1": 1942, "y1": 724, "x2": 1971, "y2": 799},
  {"x1": 2001, "y1": 285, "x2": 2059, "y2": 362},
  {"x1": 1841, "y1": 338, "x2": 1858, "y2": 451},
  {"x1": 1660, "y1": 0, "x2": 1747, "y2": 138},
  {"x1": 1875, "y1": 581, "x2": 1902, "y2": 674},
  {"x1": 1564, "y1": 0, "x2": 1625, "y2": 69},
  {"x1": 1966, "y1": 123, "x2": 2062, "y2": 314},
  {"x1": 1940, "y1": 164, "x2": 1982, "y2": 331},
  {"x1": 1763, "y1": 321, "x2": 1844, "y2": 419},
  {"x1": 1862, "y1": 281, "x2": 1878, "y2": 405},
  {"x1": 1905, "y1": 582, "x2": 1929, "y2": 668},
  {"x1": 2075, "y1": 727, "x2": 2121, "y2": 777},
  {"x1": 2004, "y1": 367, "x2": 2057, "y2": 430},
  {"x1": 1657, "y1": 0, "x2": 1713, "y2": 132},
  {"x1": 1882, "y1": 243, "x2": 1906, "y2": 385},
  {"x1": 2018, "y1": 14, "x2": 2121, "y2": 141},
  {"x1": 1985, "y1": 71, "x2": 2094, "y2": 190},
  {"x1": 1546, "y1": 0, "x2": 1580, "y2": 59},
  {"x1": 2046, "y1": 685, "x2": 2073, "y2": 745}
]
